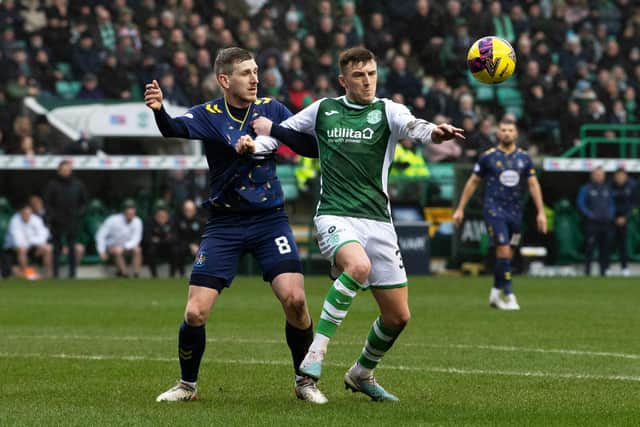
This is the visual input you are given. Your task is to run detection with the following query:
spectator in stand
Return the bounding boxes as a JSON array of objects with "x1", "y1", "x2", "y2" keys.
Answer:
[
  {"x1": 577, "y1": 166, "x2": 615, "y2": 277},
  {"x1": 173, "y1": 199, "x2": 203, "y2": 277},
  {"x1": 408, "y1": 0, "x2": 445, "y2": 76},
  {"x1": 424, "y1": 77, "x2": 455, "y2": 120},
  {"x1": 31, "y1": 49, "x2": 61, "y2": 95},
  {"x1": 509, "y1": 4, "x2": 530, "y2": 38},
  {"x1": 470, "y1": 117, "x2": 496, "y2": 155},
  {"x1": 45, "y1": 0, "x2": 71, "y2": 62},
  {"x1": 465, "y1": 0, "x2": 492, "y2": 40},
  {"x1": 364, "y1": 12, "x2": 393, "y2": 59},
  {"x1": 143, "y1": 203, "x2": 177, "y2": 278},
  {"x1": 386, "y1": 54, "x2": 422, "y2": 103},
  {"x1": 158, "y1": 70, "x2": 189, "y2": 106},
  {"x1": 44, "y1": 160, "x2": 88, "y2": 278},
  {"x1": 94, "y1": 6, "x2": 116, "y2": 52},
  {"x1": 98, "y1": 54, "x2": 132, "y2": 100},
  {"x1": 95, "y1": 198, "x2": 143, "y2": 278},
  {"x1": 424, "y1": 114, "x2": 462, "y2": 162},
  {"x1": 72, "y1": 32, "x2": 103, "y2": 78},
  {"x1": 561, "y1": 100, "x2": 584, "y2": 149},
  {"x1": 3, "y1": 203, "x2": 52, "y2": 280},
  {"x1": 77, "y1": 73, "x2": 106, "y2": 100}
]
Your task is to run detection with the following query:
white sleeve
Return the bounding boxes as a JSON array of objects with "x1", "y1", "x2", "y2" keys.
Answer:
[
  {"x1": 384, "y1": 99, "x2": 435, "y2": 144},
  {"x1": 123, "y1": 217, "x2": 143, "y2": 250},
  {"x1": 253, "y1": 99, "x2": 323, "y2": 155},
  {"x1": 30, "y1": 216, "x2": 50, "y2": 246},
  {"x1": 95, "y1": 216, "x2": 112, "y2": 254},
  {"x1": 7, "y1": 215, "x2": 27, "y2": 248},
  {"x1": 253, "y1": 135, "x2": 280, "y2": 155},
  {"x1": 279, "y1": 99, "x2": 322, "y2": 133}
]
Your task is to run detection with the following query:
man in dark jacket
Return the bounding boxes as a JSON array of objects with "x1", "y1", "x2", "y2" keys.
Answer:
[
  {"x1": 577, "y1": 166, "x2": 615, "y2": 276},
  {"x1": 610, "y1": 167, "x2": 636, "y2": 276},
  {"x1": 143, "y1": 203, "x2": 176, "y2": 278},
  {"x1": 172, "y1": 199, "x2": 204, "y2": 277},
  {"x1": 44, "y1": 160, "x2": 88, "y2": 278}
]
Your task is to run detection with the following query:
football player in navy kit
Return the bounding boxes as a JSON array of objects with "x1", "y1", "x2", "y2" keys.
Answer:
[
  {"x1": 453, "y1": 118, "x2": 547, "y2": 310},
  {"x1": 146, "y1": 47, "x2": 326, "y2": 403}
]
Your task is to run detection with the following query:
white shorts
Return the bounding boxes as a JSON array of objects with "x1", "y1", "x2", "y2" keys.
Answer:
[{"x1": 314, "y1": 215, "x2": 408, "y2": 289}]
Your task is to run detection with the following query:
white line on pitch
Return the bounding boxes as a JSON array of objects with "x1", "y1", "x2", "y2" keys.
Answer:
[
  {"x1": 5, "y1": 334, "x2": 640, "y2": 361},
  {"x1": 0, "y1": 351, "x2": 638, "y2": 383}
]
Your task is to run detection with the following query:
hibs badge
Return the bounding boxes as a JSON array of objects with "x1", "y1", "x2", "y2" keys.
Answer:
[{"x1": 367, "y1": 110, "x2": 382, "y2": 124}]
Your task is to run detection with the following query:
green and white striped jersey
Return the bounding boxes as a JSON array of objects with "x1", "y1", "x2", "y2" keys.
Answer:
[{"x1": 259, "y1": 96, "x2": 436, "y2": 222}]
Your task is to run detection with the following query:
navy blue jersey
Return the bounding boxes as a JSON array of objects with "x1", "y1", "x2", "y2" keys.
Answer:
[
  {"x1": 473, "y1": 147, "x2": 536, "y2": 218},
  {"x1": 174, "y1": 97, "x2": 292, "y2": 212}
]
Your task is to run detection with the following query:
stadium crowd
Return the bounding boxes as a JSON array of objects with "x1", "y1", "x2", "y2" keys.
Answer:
[{"x1": 0, "y1": 0, "x2": 638, "y2": 159}]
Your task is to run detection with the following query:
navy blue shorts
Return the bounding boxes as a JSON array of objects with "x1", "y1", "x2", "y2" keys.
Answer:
[
  {"x1": 484, "y1": 214, "x2": 522, "y2": 247},
  {"x1": 189, "y1": 208, "x2": 301, "y2": 291}
]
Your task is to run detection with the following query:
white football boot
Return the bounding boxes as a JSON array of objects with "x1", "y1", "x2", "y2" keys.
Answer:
[
  {"x1": 156, "y1": 381, "x2": 197, "y2": 402},
  {"x1": 489, "y1": 288, "x2": 506, "y2": 309},
  {"x1": 294, "y1": 376, "x2": 328, "y2": 404},
  {"x1": 502, "y1": 293, "x2": 520, "y2": 310}
]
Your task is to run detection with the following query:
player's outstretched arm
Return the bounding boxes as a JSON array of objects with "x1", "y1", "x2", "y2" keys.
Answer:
[
  {"x1": 453, "y1": 174, "x2": 481, "y2": 227},
  {"x1": 251, "y1": 117, "x2": 319, "y2": 158},
  {"x1": 528, "y1": 176, "x2": 547, "y2": 234},
  {"x1": 432, "y1": 123, "x2": 465, "y2": 143},
  {"x1": 144, "y1": 79, "x2": 189, "y2": 138},
  {"x1": 387, "y1": 101, "x2": 464, "y2": 144}
]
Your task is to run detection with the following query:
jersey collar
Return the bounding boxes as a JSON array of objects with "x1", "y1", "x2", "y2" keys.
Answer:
[
  {"x1": 339, "y1": 95, "x2": 378, "y2": 109},
  {"x1": 223, "y1": 96, "x2": 252, "y2": 130}
]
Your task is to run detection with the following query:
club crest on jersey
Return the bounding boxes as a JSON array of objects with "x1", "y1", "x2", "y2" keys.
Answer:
[
  {"x1": 366, "y1": 110, "x2": 382, "y2": 124},
  {"x1": 194, "y1": 251, "x2": 207, "y2": 267}
]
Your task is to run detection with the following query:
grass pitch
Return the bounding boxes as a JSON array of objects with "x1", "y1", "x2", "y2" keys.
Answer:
[{"x1": 1, "y1": 275, "x2": 639, "y2": 426}]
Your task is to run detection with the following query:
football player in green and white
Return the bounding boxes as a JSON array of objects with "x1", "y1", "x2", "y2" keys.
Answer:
[{"x1": 237, "y1": 47, "x2": 463, "y2": 401}]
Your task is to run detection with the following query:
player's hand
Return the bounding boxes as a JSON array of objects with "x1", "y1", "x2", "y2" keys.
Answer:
[
  {"x1": 251, "y1": 116, "x2": 273, "y2": 136},
  {"x1": 432, "y1": 123, "x2": 465, "y2": 144},
  {"x1": 452, "y1": 208, "x2": 464, "y2": 228},
  {"x1": 236, "y1": 135, "x2": 256, "y2": 154},
  {"x1": 536, "y1": 211, "x2": 547, "y2": 234},
  {"x1": 144, "y1": 79, "x2": 164, "y2": 111}
]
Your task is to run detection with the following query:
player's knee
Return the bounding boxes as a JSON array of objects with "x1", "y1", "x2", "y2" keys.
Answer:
[
  {"x1": 344, "y1": 259, "x2": 371, "y2": 283},
  {"x1": 282, "y1": 291, "x2": 307, "y2": 318},
  {"x1": 184, "y1": 306, "x2": 207, "y2": 326},
  {"x1": 384, "y1": 310, "x2": 411, "y2": 329},
  {"x1": 111, "y1": 246, "x2": 123, "y2": 256}
]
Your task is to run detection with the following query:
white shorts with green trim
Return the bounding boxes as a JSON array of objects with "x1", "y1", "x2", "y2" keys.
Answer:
[{"x1": 314, "y1": 215, "x2": 408, "y2": 289}]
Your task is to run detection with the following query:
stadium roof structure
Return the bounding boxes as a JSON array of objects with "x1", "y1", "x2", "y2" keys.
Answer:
[{"x1": 24, "y1": 97, "x2": 188, "y2": 141}]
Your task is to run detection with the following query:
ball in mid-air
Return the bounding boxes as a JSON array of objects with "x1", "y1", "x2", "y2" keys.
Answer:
[{"x1": 467, "y1": 36, "x2": 516, "y2": 84}]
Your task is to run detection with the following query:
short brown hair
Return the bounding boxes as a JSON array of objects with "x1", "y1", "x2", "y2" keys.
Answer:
[
  {"x1": 338, "y1": 47, "x2": 376, "y2": 73},
  {"x1": 499, "y1": 116, "x2": 517, "y2": 127},
  {"x1": 214, "y1": 47, "x2": 253, "y2": 75}
]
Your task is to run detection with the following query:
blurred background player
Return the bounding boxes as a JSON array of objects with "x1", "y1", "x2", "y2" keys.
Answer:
[
  {"x1": 3, "y1": 203, "x2": 52, "y2": 279},
  {"x1": 44, "y1": 160, "x2": 88, "y2": 278},
  {"x1": 453, "y1": 118, "x2": 547, "y2": 310},
  {"x1": 577, "y1": 166, "x2": 615, "y2": 277},
  {"x1": 610, "y1": 167, "x2": 636, "y2": 277},
  {"x1": 95, "y1": 198, "x2": 143, "y2": 278},
  {"x1": 146, "y1": 47, "x2": 326, "y2": 404}
]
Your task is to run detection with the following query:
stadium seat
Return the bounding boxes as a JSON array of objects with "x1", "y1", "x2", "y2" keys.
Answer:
[
  {"x1": 276, "y1": 164, "x2": 299, "y2": 201},
  {"x1": 55, "y1": 80, "x2": 82, "y2": 100},
  {"x1": 496, "y1": 86, "x2": 523, "y2": 107},
  {"x1": 56, "y1": 62, "x2": 72, "y2": 80},
  {"x1": 78, "y1": 199, "x2": 110, "y2": 263},
  {"x1": 426, "y1": 163, "x2": 455, "y2": 202}
]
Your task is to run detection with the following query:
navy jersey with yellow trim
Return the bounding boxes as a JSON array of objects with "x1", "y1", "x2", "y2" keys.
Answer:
[
  {"x1": 175, "y1": 97, "x2": 290, "y2": 212},
  {"x1": 473, "y1": 147, "x2": 536, "y2": 218}
]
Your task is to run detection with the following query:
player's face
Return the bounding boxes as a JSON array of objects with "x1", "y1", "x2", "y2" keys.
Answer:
[
  {"x1": 339, "y1": 60, "x2": 378, "y2": 105},
  {"x1": 220, "y1": 59, "x2": 259, "y2": 107},
  {"x1": 497, "y1": 123, "x2": 518, "y2": 146}
]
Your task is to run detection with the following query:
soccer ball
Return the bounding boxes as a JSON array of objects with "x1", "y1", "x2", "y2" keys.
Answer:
[{"x1": 467, "y1": 36, "x2": 516, "y2": 84}]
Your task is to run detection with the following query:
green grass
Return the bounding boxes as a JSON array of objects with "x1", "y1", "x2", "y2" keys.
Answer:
[{"x1": 1, "y1": 276, "x2": 639, "y2": 426}]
